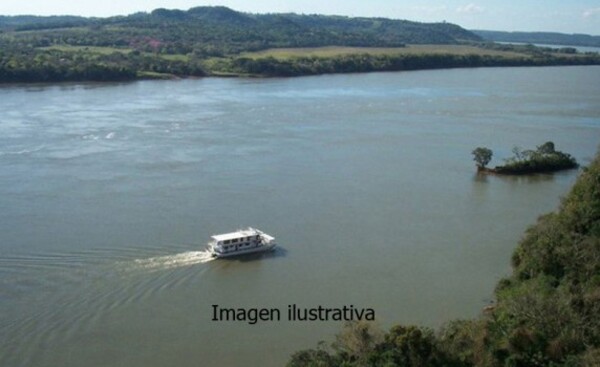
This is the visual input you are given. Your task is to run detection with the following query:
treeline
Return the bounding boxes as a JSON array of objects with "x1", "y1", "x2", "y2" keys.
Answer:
[
  {"x1": 0, "y1": 46, "x2": 136, "y2": 82},
  {"x1": 214, "y1": 52, "x2": 600, "y2": 77},
  {"x1": 0, "y1": 15, "x2": 90, "y2": 31},
  {"x1": 0, "y1": 41, "x2": 206, "y2": 83},
  {"x1": 288, "y1": 151, "x2": 600, "y2": 366},
  {"x1": 481, "y1": 42, "x2": 585, "y2": 56},
  {"x1": 2, "y1": 45, "x2": 599, "y2": 82}
]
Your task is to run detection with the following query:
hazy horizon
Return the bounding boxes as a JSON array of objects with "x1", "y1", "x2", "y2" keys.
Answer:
[{"x1": 0, "y1": 1, "x2": 599, "y2": 36}]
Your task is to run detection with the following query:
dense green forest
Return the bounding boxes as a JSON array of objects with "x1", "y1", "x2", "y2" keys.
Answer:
[
  {"x1": 0, "y1": 7, "x2": 599, "y2": 82},
  {"x1": 474, "y1": 30, "x2": 600, "y2": 48},
  {"x1": 288, "y1": 152, "x2": 600, "y2": 366},
  {"x1": 210, "y1": 48, "x2": 600, "y2": 77}
]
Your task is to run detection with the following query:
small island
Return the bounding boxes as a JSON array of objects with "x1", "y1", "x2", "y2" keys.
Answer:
[{"x1": 472, "y1": 141, "x2": 579, "y2": 175}]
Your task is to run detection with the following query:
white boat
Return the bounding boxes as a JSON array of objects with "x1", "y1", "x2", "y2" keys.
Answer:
[{"x1": 208, "y1": 228, "x2": 276, "y2": 258}]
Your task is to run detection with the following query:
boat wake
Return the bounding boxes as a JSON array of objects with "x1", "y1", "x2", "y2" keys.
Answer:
[
  {"x1": 132, "y1": 249, "x2": 215, "y2": 271},
  {"x1": 0, "y1": 145, "x2": 46, "y2": 156}
]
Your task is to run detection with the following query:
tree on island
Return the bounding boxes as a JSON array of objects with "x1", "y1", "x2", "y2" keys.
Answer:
[
  {"x1": 472, "y1": 147, "x2": 493, "y2": 171},
  {"x1": 537, "y1": 141, "x2": 555, "y2": 154}
]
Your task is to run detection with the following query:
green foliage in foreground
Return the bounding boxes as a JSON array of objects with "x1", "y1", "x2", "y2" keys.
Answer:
[
  {"x1": 288, "y1": 322, "x2": 455, "y2": 367},
  {"x1": 289, "y1": 152, "x2": 600, "y2": 366}
]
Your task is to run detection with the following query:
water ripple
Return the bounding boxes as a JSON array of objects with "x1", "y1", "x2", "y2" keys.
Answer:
[{"x1": 0, "y1": 244, "x2": 216, "y2": 367}]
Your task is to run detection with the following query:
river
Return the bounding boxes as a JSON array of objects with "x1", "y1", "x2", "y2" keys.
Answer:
[{"x1": 1, "y1": 66, "x2": 599, "y2": 366}]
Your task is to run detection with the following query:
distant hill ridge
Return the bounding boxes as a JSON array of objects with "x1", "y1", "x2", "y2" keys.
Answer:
[
  {"x1": 474, "y1": 30, "x2": 600, "y2": 48},
  {"x1": 0, "y1": 6, "x2": 481, "y2": 47}
]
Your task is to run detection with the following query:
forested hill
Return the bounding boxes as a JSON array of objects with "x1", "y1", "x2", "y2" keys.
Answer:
[
  {"x1": 0, "y1": 15, "x2": 90, "y2": 30},
  {"x1": 474, "y1": 30, "x2": 600, "y2": 48},
  {"x1": 2, "y1": 6, "x2": 600, "y2": 82},
  {"x1": 0, "y1": 6, "x2": 480, "y2": 55}
]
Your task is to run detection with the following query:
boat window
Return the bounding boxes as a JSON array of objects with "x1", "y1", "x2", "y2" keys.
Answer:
[{"x1": 224, "y1": 240, "x2": 230, "y2": 244}]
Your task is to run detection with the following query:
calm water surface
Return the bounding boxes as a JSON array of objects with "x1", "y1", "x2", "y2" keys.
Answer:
[{"x1": 1, "y1": 66, "x2": 599, "y2": 367}]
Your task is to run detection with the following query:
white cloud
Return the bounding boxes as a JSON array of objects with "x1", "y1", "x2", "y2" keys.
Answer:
[
  {"x1": 583, "y1": 7, "x2": 600, "y2": 19},
  {"x1": 456, "y1": 3, "x2": 484, "y2": 14}
]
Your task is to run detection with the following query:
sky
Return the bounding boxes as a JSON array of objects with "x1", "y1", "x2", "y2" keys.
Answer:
[{"x1": 1, "y1": 1, "x2": 599, "y2": 35}]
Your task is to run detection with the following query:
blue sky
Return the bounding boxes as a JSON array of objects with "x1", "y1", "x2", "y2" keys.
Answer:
[{"x1": 1, "y1": 1, "x2": 599, "y2": 35}]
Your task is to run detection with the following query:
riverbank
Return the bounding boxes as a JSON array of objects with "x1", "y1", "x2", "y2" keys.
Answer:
[
  {"x1": 204, "y1": 44, "x2": 600, "y2": 78},
  {"x1": 1, "y1": 44, "x2": 600, "y2": 83},
  {"x1": 2, "y1": 6, "x2": 599, "y2": 83}
]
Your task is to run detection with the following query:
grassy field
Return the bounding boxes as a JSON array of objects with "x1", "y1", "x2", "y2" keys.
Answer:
[
  {"x1": 240, "y1": 44, "x2": 530, "y2": 59},
  {"x1": 39, "y1": 45, "x2": 133, "y2": 54}
]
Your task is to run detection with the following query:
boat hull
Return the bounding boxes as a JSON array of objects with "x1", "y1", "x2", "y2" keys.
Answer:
[{"x1": 211, "y1": 243, "x2": 276, "y2": 258}]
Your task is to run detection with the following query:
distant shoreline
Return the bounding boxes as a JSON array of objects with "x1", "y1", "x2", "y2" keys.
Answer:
[
  {"x1": 473, "y1": 30, "x2": 600, "y2": 48},
  {"x1": 2, "y1": 45, "x2": 599, "y2": 84},
  {"x1": 202, "y1": 46, "x2": 600, "y2": 78},
  {"x1": 2, "y1": 7, "x2": 599, "y2": 83}
]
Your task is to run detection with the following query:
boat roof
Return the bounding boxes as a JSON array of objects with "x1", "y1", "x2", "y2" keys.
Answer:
[{"x1": 211, "y1": 228, "x2": 261, "y2": 242}]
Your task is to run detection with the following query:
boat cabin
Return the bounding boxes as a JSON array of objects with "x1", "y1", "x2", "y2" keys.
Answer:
[
  {"x1": 209, "y1": 227, "x2": 276, "y2": 258},
  {"x1": 211, "y1": 229, "x2": 263, "y2": 254}
]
